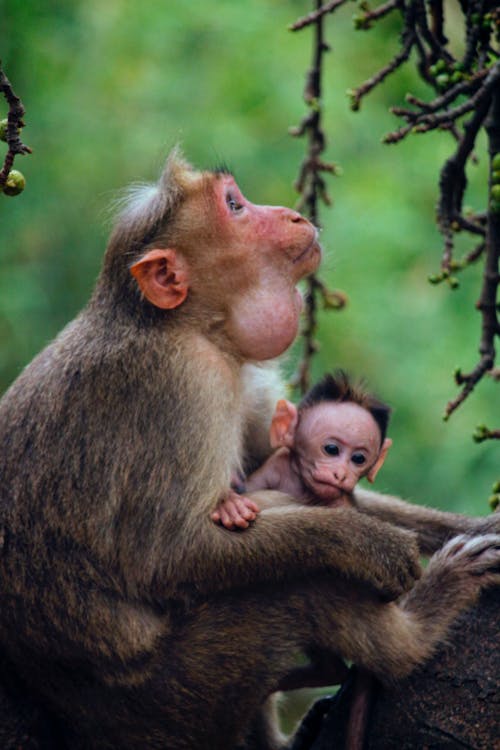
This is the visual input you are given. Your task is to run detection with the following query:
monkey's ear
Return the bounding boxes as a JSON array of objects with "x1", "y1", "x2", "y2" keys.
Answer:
[
  {"x1": 366, "y1": 438, "x2": 392, "y2": 484},
  {"x1": 130, "y1": 249, "x2": 189, "y2": 309},
  {"x1": 269, "y1": 399, "x2": 298, "y2": 449}
]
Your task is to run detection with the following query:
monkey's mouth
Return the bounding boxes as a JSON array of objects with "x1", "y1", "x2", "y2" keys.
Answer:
[
  {"x1": 292, "y1": 235, "x2": 322, "y2": 269},
  {"x1": 310, "y1": 477, "x2": 345, "y2": 499}
]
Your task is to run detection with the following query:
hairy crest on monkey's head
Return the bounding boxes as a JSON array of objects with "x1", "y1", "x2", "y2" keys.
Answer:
[
  {"x1": 98, "y1": 148, "x2": 204, "y2": 298},
  {"x1": 110, "y1": 149, "x2": 196, "y2": 251}
]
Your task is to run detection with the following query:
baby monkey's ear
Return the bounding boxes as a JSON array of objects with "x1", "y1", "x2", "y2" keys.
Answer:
[
  {"x1": 269, "y1": 399, "x2": 298, "y2": 449},
  {"x1": 366, "y1": 438, "x2": 392, "y2": 483}
]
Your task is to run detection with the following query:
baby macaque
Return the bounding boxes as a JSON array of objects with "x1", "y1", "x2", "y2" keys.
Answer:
[{"x1": 212, "y1": 370, "x2": 392, "y2": 529}]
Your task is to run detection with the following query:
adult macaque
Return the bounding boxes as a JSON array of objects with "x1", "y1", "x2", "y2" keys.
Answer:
[
  {"x1": 212, "y1": 370, "x2": 392, "y2": 529},
  {"x1": 0, "y1": 150, "x2": 499, "y2": 750}
]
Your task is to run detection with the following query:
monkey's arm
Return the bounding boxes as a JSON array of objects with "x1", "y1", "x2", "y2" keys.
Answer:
[
  {"x1": 210, "y1": 454, "x2": 286, "y2": 529},
  {"x1": 352, "y1": 487, "x2": 500, "y2": 555},
  {"x1": 168, "y1": 497, "x2": 421, "y2": 602}
]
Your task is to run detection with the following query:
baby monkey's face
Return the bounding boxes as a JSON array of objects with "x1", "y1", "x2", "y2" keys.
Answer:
[{"x1": 294, "y1": 401, "x2": 384, "y2": 502}]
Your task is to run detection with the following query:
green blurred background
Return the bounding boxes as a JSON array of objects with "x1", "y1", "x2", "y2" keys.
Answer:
[{"x1": 1, "y1": 0, "x2": 497, "y2": 516}]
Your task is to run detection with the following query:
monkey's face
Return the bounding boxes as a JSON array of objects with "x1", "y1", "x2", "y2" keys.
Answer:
[
  {"x1": 293, "y1": 402, "x2": 384, "y2": 502},
  {"x1": 128, "y1": 156, "x2": 321, "y2": 362},
  {"x1": 191, "y1": 173, "x2": 322, "y2": 360}
]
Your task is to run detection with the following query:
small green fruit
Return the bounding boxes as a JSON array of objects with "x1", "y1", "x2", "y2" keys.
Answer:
[
  {"x1": 492, "y1": 170, "x2": 500, "y2": 184},
  {"x1": 492, "y1": 153, "x2": 500, "y2": 170},
  {"x1": 2, "y1": 169, "x2": 26, "y2": 196},
  {"x1": 491, "y1": 184, "x2": 500, "y2": 202},
  {"x1": 346, "y1": 90, "x2": 360, "y2": 112},
  {"x1": 473, "y1": 424, "x2": 488, "y2": 442},
  {"x1": 0, "y1": 119, "x2": 8, "y2": 142},
  {"x1": 436, "y1": 73, "x2": 450, "y2": 89},
  {"x1": 489, "y1": 494, "x2": 500, "y2": 512},
  {"x1": 353, "y1": 13, "x2": 368, "y2": 29}
]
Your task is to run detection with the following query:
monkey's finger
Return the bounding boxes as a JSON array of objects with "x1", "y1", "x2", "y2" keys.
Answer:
[
  {"x1": 224, "y1": 501, "x2": 253, "y2": 528},
  {"x1": 234, "y1": 496, "x2": 259, "y2": 519},
  {"x1": 220, "y1": 505, "x2": 249, "y2": 530},
  {"x1": 240, "y1": 497, "x2": 260, "y2": 514},
  {"x1": 211, "y1": 505, "x2": 237, "y2": 529},
  {"x1": 227, "y1": 507, "x2": 251, "y2": 529}
]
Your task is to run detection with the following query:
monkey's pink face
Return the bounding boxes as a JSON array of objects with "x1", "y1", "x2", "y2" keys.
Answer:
[
  {"x1": 212, "y1": 174, "x2": 322, "y2": 360},
  {"x1": 215, "y1": 175, "x2": 320, "y2": 276},
  {"x1": 293, "y1": 402, "x2": 383, "y2": 502}
]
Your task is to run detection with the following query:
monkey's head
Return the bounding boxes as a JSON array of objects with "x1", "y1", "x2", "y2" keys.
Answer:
[
  {"x1": 269, "y1": 372, "x2": 393, "y2": 502},
  {"x1": 100, "y1": 149, "x2": 321, "y2": 361}
]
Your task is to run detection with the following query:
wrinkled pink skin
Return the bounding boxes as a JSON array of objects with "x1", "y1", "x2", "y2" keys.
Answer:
[
  {"x1": 291, "y1": 402, "x2": 384, "y2": 502},
  {"x1": 214, "y1": 175, "x2": 321, "y2": 361},
  {"x1": 213, "y1": 402, "x2": 390, "y2": 530},
  {"x1": 137, "y1": 171, "x2": 321, "y2": 363}
]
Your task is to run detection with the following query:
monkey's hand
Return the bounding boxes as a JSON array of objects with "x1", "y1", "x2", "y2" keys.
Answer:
[
  {"x1": 211, "y1": 489, "x2": 260, "y2": 530},
  {"x1": 427, "y1": 533, "x2": 500, "y2": 584}
]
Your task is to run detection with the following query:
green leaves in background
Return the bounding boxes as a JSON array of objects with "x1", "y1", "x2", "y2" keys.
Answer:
[{"x1": 1, "y1": 0, "x2": 497, "y2": 511}]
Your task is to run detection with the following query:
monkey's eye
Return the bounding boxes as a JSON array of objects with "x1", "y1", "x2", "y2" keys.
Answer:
[
  {"x1": 227, "y1": 194, "x2": 243, "y2": 212},
  {"x1": 323, "y1": 443, "x2": 340, "y2": 456},
  {"x1": 351, "y1": 453, "x2": 366, "y2": 466}
]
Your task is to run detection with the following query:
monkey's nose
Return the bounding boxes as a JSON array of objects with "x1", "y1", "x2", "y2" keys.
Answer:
[
  {"x1": 275, "y1": 206, "x2": 309, "y2": 225},
  {"x1": 289, "y1": 210, "x2": 309, "y2": 225},
  {"x1": 333, "y1": 467, "x2": 347, "y2": 483}
]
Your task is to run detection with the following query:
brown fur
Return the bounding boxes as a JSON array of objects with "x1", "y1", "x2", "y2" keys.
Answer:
[{"x1": 0, "y1": 151, "x2": 499, "y2": 749}]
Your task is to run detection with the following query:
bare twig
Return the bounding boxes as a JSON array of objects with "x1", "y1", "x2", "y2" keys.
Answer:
[
  {"x1": 289, "y1": 0, "x2": 348, "y2": 32},
  {"x1": 289, "y1": 1, "x2": 347, "y2": 393},
  {"x1": 437, "y1": 90, "x2": 493, "y2": 272},
  {"x1": 0, "y1": 64, "x2": 32, "y2": 187},
  {"x1": 348, "y1": 26, "x2": 415, "y2": 112},
  {"x1": 444, "y1": 78, "x2": 500, "y2": 419}
]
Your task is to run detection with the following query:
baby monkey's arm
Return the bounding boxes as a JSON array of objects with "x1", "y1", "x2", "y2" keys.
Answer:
[{"x1": 212, "y1": 454, "x2": 285, "y2": 530}]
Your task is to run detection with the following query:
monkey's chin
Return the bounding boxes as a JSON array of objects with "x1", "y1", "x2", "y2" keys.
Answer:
[
  {"x1": 299, "y1": 239, "x2": 322, "y2": 276},
  {"x1": 310, "y1": 482, "x2": 345, "y2": 503}
]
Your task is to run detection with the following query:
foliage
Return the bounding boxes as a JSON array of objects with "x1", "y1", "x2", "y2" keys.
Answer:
[
  {"x1": 289, "y1": 0, "x2": 499, "y2": 503},
  {"x1": 0, "y1": 0, "x2": 498, "y2": 511}
]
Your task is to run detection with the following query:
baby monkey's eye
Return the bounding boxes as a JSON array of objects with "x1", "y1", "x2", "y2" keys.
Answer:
[
  {"x1": 323, "y1": 443, "x2": 340, "y2": 456},
  {"x1": 351, "y1": 453, "x2": 366, "y2": 466}
]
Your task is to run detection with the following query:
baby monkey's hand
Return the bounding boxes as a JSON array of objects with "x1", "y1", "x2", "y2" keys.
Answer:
[{"x1": 211, "y1": 489, "x2": 260, "y2": 530}]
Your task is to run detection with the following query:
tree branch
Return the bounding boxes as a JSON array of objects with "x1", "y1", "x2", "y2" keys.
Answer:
[
  {"x1": 0, "y1": 64, "x2": 31, "y2": 188},
  {"x1": 289, "y1": 1, "x2": 346, "y2": 394}
]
